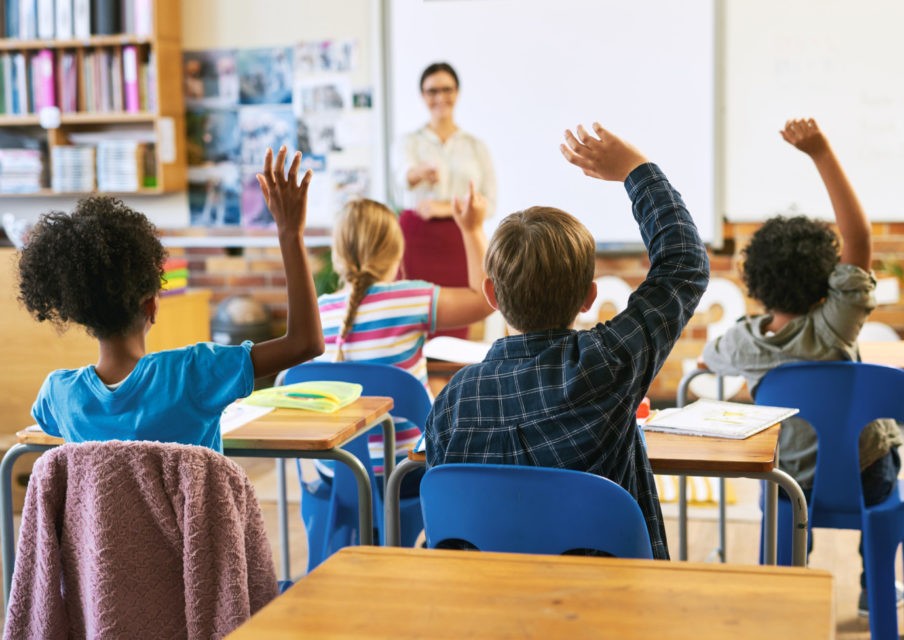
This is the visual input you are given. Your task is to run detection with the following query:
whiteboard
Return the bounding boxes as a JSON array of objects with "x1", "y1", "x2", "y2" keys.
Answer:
[
  {"x1": 726, "y1": 0, "x2": 904, "y2": 221},
  {"x1": 385, "y1": 0, "x2": 716, "y2": 247}
]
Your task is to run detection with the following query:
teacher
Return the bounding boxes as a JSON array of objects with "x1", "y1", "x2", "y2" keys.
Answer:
[{"x1": 393, "y1": 62, "x2": 497, "y2": 339}]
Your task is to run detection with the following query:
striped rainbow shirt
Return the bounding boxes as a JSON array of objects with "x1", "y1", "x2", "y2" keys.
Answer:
[{"x1": 316, "y1": 279, "x2": 439, "y2": 474}]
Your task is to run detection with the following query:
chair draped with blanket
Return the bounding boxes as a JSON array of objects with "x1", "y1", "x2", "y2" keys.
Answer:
[
  {"x1": 3, "y1": 441, "x2": 278, "y2": 640},
  {"x1": 420, "y1": 463, "x2": 654, "y2": 559},
  {"x1": 755, "y1": 361, "x2": 904, "y2": 640}
]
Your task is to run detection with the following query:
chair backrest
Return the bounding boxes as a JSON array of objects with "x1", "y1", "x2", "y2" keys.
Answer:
[
  {"x1": 755, "y1": 361, "x2": 904, "y2": 520},
  {"x1": 6, "y1": 441, "x2": 276, "y2": 639},
  {"x1": 420, "y1": 463, "x2": 654, "y2": 559},
  {"x1": 283, "y1": 361, "x2": 432, "y2": 428}
]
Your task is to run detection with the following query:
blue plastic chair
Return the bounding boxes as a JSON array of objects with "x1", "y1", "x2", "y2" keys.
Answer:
[
  {"x1": 755, "y1": 361, "x2": 904, "y2": 639},
  {"x1": 284, "y1": 362, "x2": 431, "y2": 571},
  {"x1": 420, "y1": 463, "x2": 654, "y2": 559}
]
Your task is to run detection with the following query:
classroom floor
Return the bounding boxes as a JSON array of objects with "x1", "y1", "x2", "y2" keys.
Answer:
[{"x1": 241, "y1": 461, "x2": 902, "y2": 639}]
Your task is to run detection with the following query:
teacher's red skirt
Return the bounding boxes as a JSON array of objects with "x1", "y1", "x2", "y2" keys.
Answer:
[{"x1": 399, "y1": 209, "x2": 470, "y2": 339}]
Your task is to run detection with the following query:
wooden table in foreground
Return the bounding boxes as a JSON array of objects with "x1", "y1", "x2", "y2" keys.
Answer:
[
  {"x1": 384, "y1": 425, "x2": 808, "y2": 566},
  {"x1": 227, "y1": 546, "x2": 835, "y2": 640},
  {"x1": 0, "y1": 397, "x2": 395, "y2": 605}
]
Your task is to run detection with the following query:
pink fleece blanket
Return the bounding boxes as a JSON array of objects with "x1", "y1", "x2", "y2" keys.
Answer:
[{"x1": 4, "y1": 441, "x2": 278, "y2": 639}]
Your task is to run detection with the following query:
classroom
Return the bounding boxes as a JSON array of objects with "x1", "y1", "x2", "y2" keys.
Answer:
[{"x1": 1, "y1": 0, "x2": 904, "y2": 638}]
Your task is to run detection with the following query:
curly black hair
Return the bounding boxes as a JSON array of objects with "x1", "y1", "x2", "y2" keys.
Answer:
[
  {"x1": 17, "y1": 195, "x2": 166, "y2": 339},
  {"x1": 742, "y1": 215, "x2": 839, "y2": 315}
]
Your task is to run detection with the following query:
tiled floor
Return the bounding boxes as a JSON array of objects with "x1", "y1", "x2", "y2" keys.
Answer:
[{"x1": 241, "y1": 462, "x2": 902, "y2": 639}]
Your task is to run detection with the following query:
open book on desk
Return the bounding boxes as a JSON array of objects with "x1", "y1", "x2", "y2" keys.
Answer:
[
  {"x1": 424, "y1": 337, "x2": 492, "y2": 364},
  {"x1": 642, "y1": 399, "x2": 798, "y2": 439}
]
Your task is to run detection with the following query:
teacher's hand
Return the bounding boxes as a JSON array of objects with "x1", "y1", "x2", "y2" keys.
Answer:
[
  {"x1": 407, "y1": 164, "x2": 440, "y2": 188},
  {"x1": 451, "y1": 181, "x2": 487, "y2": 232}
]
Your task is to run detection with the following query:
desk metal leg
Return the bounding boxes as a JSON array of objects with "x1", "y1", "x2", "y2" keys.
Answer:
[
  {"x1": 276, "y1": 459, "x2": 289, "y2": 580},
  {"x1": 383, "y1": 458, "x2": 426, "y2": 547},
  {"x1": 1, "y1": 443, "x2": 53, "y2": 610},
  {"x1": 765, "y1": 468, "x2": 808, "y2": 567},
  {"x1": 379, "y1": 415, "x2": 395, "y2": 496}
]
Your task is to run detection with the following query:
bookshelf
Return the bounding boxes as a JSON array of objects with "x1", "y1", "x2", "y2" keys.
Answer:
[{"x1": 0, "y1": 0, "x2": 186, "y2": 195}]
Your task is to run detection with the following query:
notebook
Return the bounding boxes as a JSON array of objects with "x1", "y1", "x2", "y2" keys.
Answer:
[{"x1": 642, "y1": 399, "x2": 798, "y2": 439}]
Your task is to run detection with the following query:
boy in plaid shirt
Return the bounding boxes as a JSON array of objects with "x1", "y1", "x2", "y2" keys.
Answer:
[{"x1": 425, "y1": 121, "x2": 710, "y2": 559}]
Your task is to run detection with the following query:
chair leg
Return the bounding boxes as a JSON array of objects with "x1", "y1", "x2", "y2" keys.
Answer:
[{"x1": 863, "y1": 518, "x2": 901, "y2": 640}]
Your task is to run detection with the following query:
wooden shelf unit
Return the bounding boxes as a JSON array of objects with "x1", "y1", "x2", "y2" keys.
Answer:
[{"x1": 0, "y1": 0, "x2": 186, "y2": 195}]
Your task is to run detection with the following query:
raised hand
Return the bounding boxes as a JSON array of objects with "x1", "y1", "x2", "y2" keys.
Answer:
[
  {"x1": 780, "y1": 118, "x2": 830, "y2": 158},
  {"x1": 560, "y1": 122, "x2": 647, "y2": 182},
  {"x1": 451, "y1": 180, "x2": 487, "y2": 232},
  {"x1": 256, "y1": 146, "x2": 313, "y2": 233}
]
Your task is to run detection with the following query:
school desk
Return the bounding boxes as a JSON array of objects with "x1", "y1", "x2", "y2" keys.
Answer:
[
  {"x1": 0, "y1": 396, "x2": 395, "y2": 608},
  {"x1": 859, "y1": 341, "x2": 904, "y2": 368},
  {"x1": 383, "y1": 424, "x2": 809, "y2": 567},
  {"x1": 225, "y1": 546, "x2": 835, "y2": 640}
]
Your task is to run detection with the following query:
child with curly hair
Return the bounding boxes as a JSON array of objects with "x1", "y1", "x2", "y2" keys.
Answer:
[
  {"x1": 702, "y1": 119, "x2": 902, "y2": 614},
  {"x1": 20, "y1": 147, "x2": 325, "y2": 452}
]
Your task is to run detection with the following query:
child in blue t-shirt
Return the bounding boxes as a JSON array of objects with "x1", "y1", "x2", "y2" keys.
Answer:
[{"x1": 23, "y1": 147, "x2": 325, "y2": 452}]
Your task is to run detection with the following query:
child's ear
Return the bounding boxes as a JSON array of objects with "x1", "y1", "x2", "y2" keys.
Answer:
[
  {"x1": 482, "y1": 277, "x2": 500, "y2": 310},
  {"x1": 579, "y1": 280, "x2": 598, "y2": 313},
  {"x1": 142, "y1": 295, "x2": 159, "y2": 326}
]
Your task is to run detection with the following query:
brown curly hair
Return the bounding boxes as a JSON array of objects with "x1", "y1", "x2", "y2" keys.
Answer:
[{"x1": 17, "y1": 195, "x2": 166, "y2": 338}]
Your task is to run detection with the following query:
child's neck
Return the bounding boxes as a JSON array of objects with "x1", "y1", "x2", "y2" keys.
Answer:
[
  {"x1": 764, "y1": 310, "x2": 801, "y2": 334},
  {"x1": 95, "y1": 331, "x2": 147, "y2": 385}
]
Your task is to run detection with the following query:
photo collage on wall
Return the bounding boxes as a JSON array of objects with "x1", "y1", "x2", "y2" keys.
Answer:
[{"x1": 184, "y1": 40, "x2": 372, "y2": 228}]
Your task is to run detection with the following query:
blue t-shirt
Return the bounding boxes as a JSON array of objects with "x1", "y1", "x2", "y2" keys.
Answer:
[{"x1": 31, "y1": 341, "x2": 255, "y2": 453}]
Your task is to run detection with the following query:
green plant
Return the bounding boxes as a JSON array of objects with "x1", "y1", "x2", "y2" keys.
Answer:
[{"x1": 314, "y1": 248, "x2": 340, "y2": 296}]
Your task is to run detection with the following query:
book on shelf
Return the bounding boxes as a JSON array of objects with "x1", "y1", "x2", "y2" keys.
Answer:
[
  {"x1": 5, "y1": 0, "x2": 18, "y2": 39},
  {"x1": 59, "y1": 51, "x2": 77, "y2": 112},
  {"x1": 122, "y1": 44, "x2": 139, "y2": 112},
  {"x1": 31, "y1": 49, "x2": 54, "y2": 111},
  {"x1": 36, "y1": 0, "x2": 52, "y2": 39},
  {"x1": 90, "y1": 0, "x2": 119, "y2": 35},
  {"x1": 641, "y1": 399, "x2": 799, "y2": 440},
  {"x1": 72, "y1": 0, "x2": 89, "y2": 38},
  {"x1": 12, "y1": 53, "x2": 26, "y2": 114},
  {"x1": 55, "y1": 0, "x2": 72, "y2": 39},
  {"x1": 133, "y1": 0, "x2": 151, "y2": 36},
  {"x1": 17, "y1": 0, "x2": 35, "y2": 40},
  {"x1": 1, "y1": 55, "x2": 12, "y2": 115},
  {"x1": 0, "y1": 147, "x2": 44, "y2": 194}
]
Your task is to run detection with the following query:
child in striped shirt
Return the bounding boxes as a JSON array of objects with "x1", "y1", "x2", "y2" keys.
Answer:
[{"x1": 315, "y1": 182, "x2": 493, "y2": 490}]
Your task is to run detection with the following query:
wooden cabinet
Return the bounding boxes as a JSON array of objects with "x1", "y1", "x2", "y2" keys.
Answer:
[
  {"x1": 0, "y1": 0, "x2": 186, "y2": 195},
  {"x1": 0, "y1": 248, "x2": 210, "y2": 435}
]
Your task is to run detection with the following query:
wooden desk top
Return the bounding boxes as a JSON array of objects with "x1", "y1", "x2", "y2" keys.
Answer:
[
  {"x1": 227, "y1": 546, "x2": 834, "y2": 640},
  {"x1": 17, "y1": 396, "x2": 394, "y2": 453},
  {"x1": 406, "y1": 424, "x2": 780, "y2": 475},
  {"x1": 859, "y1": 340, "x2": 904, "y2": 368}
]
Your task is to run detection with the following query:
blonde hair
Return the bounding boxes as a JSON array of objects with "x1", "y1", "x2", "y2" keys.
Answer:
[
  {"x1": 331, "y1": 199, "x2": 404, "y2": 360},
  {"x1": 485, "y1": 206, "x2": 595, "y2": 332}
]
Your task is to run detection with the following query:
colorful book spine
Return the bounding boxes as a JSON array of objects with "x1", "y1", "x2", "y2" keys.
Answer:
[
  {"x1": 59, "y1": 51, "x2": 77, "y2": 112},
  {"x1": 33, "y1": 49, "x2": 55, "y2": 110},
  {"x1": 17, "y1": 0, "x2": 35, "y2": 40},
  {"x1": 122, "y1": 45, "x2": 139, "y2": 112},
  {"x1": 5, "y1": 0, "x2": 19, "y2": 38},
  {"x1": 12, "y1": 53, "x2": 26, "y2": 114}
]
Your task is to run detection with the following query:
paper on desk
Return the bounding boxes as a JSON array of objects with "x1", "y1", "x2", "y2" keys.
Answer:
[
  {"x1": 642, "y1": 399, "x2": 798, "y2": 439},
  {"x1": 424, "y1": 336, "x2": 491, "y2": 364},
  {"x1": 220, "y1": 402, "x2": 274, "y2": 434}
]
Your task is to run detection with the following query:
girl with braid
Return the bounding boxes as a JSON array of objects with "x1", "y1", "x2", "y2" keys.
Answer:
[{"x1": 315, "y1": 182, "x2": 492, "y2": 489}]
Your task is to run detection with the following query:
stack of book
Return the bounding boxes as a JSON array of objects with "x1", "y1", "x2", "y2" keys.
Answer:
[
  {"x1": 161, "y1": 257, "x2": 188, "y2": 296},
  {"x1": 96, "y1": 139, "x2": 143, "y2": 191},
  {"x1": 3, "y1": 0, "x2": 153, "y2": 40},
  {"x1": 0, "y1": 148, "x2": 43, "y2": 193},
  {"x1": 50, "y1": 145, "x2": 95, "y2": 192}
]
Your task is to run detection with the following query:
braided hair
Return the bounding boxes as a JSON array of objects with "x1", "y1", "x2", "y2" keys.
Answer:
[{"x1": 331, "y1": 199, "x2": 404, "y2": 361}]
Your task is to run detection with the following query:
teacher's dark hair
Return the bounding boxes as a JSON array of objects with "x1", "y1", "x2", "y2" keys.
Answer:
[{"x1": 420, "y1": 62, "x2": 459, "y2": 92}]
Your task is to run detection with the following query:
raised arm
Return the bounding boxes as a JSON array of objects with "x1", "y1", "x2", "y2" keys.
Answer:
[
  {"x1": 561, "y1": 122, "x2": 709, "y2": 385},
  {"x1": 249, "y1": 147, "x2": 325, "y2": 378},
  {"x1": 781, "y1": 118, "x2": 870, "y2": 270},
  {"x1": 434, "y1": 180, "x2": 494, "y2": 329}
]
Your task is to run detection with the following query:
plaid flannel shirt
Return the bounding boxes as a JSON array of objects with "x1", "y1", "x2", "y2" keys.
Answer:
[{"x1": 425, "y1": 163, "x2": 709, "y2": 559}]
